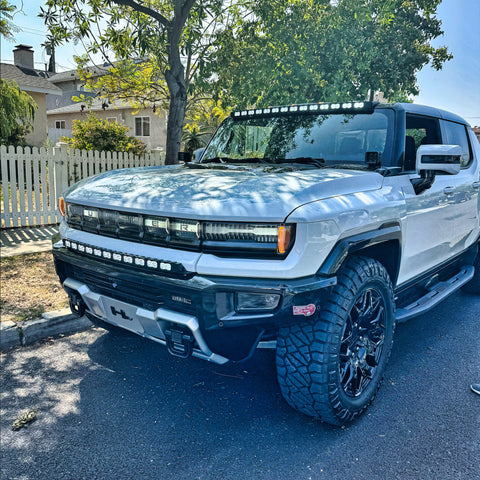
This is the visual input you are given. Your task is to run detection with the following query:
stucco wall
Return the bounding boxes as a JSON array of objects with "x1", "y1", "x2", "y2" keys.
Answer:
[
  {"x1": 47, "y1": 107, "x2": 167, "y2": 151},
  {"x1": 26, "y1": 91, "x2": 48, "y2": 147}
]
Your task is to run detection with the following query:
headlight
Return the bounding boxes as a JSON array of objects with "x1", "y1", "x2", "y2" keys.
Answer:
[
  {"x1": 235, "y1": 292, "x2": 281, "y2": 312},
  {"x1": 202, "y1": 222, "x2": 294, "y2": 257},
  {"x1": 204, "y1": 222, "x2": 278, "y2": 242}
]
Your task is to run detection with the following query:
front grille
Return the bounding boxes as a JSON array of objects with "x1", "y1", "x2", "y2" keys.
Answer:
[
  {"x1": 64, "y1": 203, "x2": 292, "y2": 258},
  {"x1": 65, "y1": 263, "x2": 198, "y2": 314}
]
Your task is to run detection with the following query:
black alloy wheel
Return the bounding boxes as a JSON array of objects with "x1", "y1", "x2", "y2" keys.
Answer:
[{"x1": 339, "y1": 288, "x2": 387, "y2": 398}]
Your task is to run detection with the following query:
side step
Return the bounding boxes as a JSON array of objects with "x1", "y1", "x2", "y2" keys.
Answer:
[{"x1": 396, "y1": 266, "x2": 475, "y2": 323}]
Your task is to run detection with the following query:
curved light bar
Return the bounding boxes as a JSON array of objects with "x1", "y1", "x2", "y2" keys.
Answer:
[{"x1": 232, "y1": 101, "x2": 375, "y2": 118}]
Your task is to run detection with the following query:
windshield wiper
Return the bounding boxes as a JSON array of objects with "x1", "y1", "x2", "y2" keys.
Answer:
[
  {"x1": 200, "y1": 156, "x2": 231, "y2": 164},
  {"x1": 276, "y1": 157, "x2": 326, "y2": 168},
  {"x1": 326, "y1": 163, "x2": 368, "y2": 170},
  {"x1": 201, "y1": 156, "x2": 270, "y2": 165}
]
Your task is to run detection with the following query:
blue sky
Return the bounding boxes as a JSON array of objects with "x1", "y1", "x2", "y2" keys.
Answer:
[{"x1": 1, "y1": 0, "x2": 479, "y2": 125}]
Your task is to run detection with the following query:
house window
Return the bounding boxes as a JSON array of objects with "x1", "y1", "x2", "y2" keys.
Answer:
[
  {"x1": 135, "y1": 116, "x2": 150, "y2": 136},
  {"x1": 107, "y1": 117, "x2": 117, "y2": 124},
  {"x1": 55, "y1": 120, "x2": 66, "y2": 129}
]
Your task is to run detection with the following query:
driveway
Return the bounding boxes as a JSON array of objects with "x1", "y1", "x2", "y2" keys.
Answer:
[{"x1": 1, "y1": 290, "x2": 479, "y2": 480}]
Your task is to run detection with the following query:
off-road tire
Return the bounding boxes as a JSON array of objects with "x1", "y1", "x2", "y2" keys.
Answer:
[
  {"x1": 276, "y1": 256, "x2": 395, "y2": 425},
  {"x1": 461, "y1": 246, "x2": 480, "y2": 294}
]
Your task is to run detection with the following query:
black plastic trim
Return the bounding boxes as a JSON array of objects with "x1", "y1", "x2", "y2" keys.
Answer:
[{"x1": 318, "y1": 226, "x2": 402, "y2": 276}]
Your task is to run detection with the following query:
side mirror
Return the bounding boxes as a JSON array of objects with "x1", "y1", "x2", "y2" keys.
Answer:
[
  {"x1": 193, "y1": 148, "x2": 205, "y2": 162},
  {"x1": 416, "y1": 145, "x2": 462, "y2": 175},
  {"x1": 177, "y1": 151, "x2": 192, "y2": 163}
]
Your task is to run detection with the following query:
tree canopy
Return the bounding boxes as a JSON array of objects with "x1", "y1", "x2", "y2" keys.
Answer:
[
  {"x1": 203, "y1": 0, "x2": 451, "y2": 107},
  {"x1": 0, "y1": 0, "x2": 19, "y2": 41},
  {"x1": 0, "y1": 80, "x2": 37, "y2": 146}
]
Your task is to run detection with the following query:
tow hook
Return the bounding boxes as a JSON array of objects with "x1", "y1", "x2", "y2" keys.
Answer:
[
  {"x1": 164, "y1": 326, "x2": 194, "y2": 359},
  {"x1": 69, "y1": 293, "x2": 86, "y2": 317}
]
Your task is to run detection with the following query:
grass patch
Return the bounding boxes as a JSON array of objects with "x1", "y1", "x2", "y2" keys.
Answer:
[{"x1": 0, "y1": 252, "x2": 69, "y2": 323}]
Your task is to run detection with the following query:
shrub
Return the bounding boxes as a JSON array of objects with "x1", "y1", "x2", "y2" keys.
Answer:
[{"x1": 65, "y1": 113, "x2": 147, "y2": 155}]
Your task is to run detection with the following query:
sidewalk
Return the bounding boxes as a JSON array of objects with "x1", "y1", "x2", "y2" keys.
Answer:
[{"x1": 1, "y1": 226, "x2": 58, "y2": 257}]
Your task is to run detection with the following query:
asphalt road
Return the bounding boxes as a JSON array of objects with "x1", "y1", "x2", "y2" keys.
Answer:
[{"x1": 1, "y1": 290, "x2": 479, "y2": 480}]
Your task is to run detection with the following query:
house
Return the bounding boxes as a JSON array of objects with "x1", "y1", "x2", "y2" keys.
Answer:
[
  {"x1": 47, "y1": 97, "x2": 167, "y2": 151},
  {"x1": 46, "y1": 66, "x2": 103, "y2": 111},
  {"x1": 46, "y1": 66, "x2": 167, "y2": 151},
  {"x1": 0, "y1": 45, "x2": 62, "y2": 146}
]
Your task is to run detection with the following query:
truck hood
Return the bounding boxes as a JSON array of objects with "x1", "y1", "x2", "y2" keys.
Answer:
[{"x1": 64, "y1": 164, "x2": 384, "y2": 222}]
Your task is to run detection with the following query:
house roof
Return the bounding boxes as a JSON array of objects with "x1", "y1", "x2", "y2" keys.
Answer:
[
  {"x1": 47, "y1": 97, "x2": 137, "y2": 115},
  {"x1": 0, "y1": 63, "x2": 62, "y2": 95},
  {"x1": 47, "y1": 65, "x2": 109, "y2": 83},
  {"x1": 47, "y1": 58, "x2": 149, "y2": 84}
]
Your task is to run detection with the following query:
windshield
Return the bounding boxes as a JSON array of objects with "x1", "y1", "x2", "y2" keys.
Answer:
[{"x1": 201, "y1": 110, "x2": 394, "y2": 168}]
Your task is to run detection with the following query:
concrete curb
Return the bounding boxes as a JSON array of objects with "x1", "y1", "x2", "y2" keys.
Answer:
[{"x1": 0, "y1": 308, "x2": 92, "y2": 352}]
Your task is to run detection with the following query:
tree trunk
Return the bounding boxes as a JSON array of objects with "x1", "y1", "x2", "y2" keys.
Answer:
[
  {"x1": 165, "y1": 68, "x2": 187, "y2": 165},
  {"x1": 164, "y1": 5, "x2": 191, "y2": 166}
]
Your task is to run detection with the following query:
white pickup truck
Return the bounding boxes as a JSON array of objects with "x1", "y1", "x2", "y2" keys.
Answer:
[{"x1": 53, "y1": 101, "x2": 479, "y2": 425}]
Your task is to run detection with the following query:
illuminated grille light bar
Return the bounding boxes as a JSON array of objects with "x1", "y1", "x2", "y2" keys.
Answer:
[
  {"x1": 231, "y1": 101, "x2": 374, "y2": 118},
  {"x1": 62, "y1": 239, "x2": 178, "y2": 273}
]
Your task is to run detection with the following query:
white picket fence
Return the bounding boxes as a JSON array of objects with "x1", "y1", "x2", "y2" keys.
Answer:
[{"x1": 1, "y1": 145, "x2": 165, "y2": 228}]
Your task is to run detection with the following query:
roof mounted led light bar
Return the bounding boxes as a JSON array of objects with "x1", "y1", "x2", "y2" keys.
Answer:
[{"x1": 232, "y1": 101, "x2": 376, "y2": 119}]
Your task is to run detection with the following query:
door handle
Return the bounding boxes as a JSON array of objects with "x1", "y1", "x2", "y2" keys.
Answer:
[
  {"x1": 443, "y1": 186, "x2": 455, "y2": 195},
  {"x1": 473, "y1": 181, "x2": 480, "y2": 189}
]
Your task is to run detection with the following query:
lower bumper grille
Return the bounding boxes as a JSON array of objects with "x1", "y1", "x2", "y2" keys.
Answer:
[{"x1": 65, "y1": 263, "x2": 198, "y2": 315}]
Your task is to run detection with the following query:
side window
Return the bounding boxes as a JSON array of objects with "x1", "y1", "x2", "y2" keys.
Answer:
[
  {"x1": 404, "y1": 114, "x2": 441, "y2": 171},
  {"x1": 442, "y1": 121, "x2": 472, "y2": 167}
]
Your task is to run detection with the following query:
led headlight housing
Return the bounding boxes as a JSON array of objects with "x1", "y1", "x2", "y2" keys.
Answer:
[{"x1": 202, "y1": 222, "x2": 294, "y2": 257}]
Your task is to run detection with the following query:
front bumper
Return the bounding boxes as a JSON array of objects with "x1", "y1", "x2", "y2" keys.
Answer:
[{"x1": 53, "y1": 241, "x2": 336, "y2": 363}]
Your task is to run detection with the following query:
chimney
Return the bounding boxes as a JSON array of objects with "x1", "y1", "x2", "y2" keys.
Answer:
[{"x1": 13, "y1": 44, "x2": 34, "y2": 69}]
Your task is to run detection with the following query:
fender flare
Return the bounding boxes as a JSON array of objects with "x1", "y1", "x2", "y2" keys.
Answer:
[{"x1": 318, "y1": 225, "x2": 402, "y2": 277}]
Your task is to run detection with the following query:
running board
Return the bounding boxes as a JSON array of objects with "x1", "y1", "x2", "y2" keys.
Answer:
[{"x1": 396, "y1": 266, "x2": 474, "y2": 323}]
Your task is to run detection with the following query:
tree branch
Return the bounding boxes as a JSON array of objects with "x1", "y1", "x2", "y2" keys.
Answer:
[
  {"x1": 181, "y1": 0, "x2": 196, "y2": 20},
  {"x1": 110, "y1": 0, "x2": 170, "y2": 27}
]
